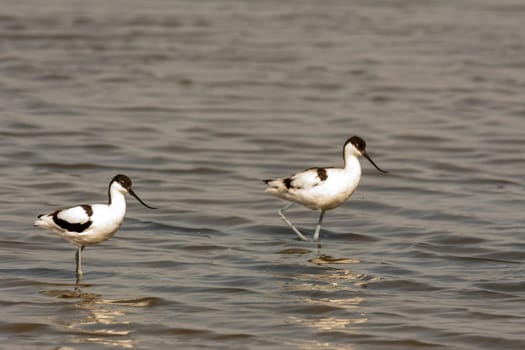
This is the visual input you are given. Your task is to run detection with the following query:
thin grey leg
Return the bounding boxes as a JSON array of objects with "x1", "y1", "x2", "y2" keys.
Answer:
[
  {"x1": 313, "y1": 210, "x2": 325, "y2": 241},
  {"x1": 278, "y1": 203, "x2": 308, "y2": 241},
  {"x1": 75, "y1": 246, "x2": 85, "y2": 277}
]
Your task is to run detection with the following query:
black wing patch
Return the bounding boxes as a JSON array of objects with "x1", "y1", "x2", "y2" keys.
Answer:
[
  {"x1": 316, "y1": 168, "x2": 328, "y2": 181},
  {"x1": 81, "y1": 205, "x2": 93, "y2": 217},
  {"x1": 283, "y1": 177, "x2": 293, "y2": 189},
  {"x1": 52, "y1": 210, "x2": 93, "y2": 233}
]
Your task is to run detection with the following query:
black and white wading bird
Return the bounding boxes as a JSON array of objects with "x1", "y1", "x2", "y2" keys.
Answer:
[
  {"x1": 264, "y1": 136, "x2": 387, "y2": 241},
  {"x1": 34, "y1": 174, "x2": 156, "y2": 277}
]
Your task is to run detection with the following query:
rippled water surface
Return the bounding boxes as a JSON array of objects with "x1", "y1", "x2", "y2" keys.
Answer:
[{"x1": 1, "y1": 0, "x2": 525, "y2": 349}]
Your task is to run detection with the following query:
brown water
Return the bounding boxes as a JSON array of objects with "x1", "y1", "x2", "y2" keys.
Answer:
[{"x1": 1, "y1": 0, "x2": 525, "y2": 349}]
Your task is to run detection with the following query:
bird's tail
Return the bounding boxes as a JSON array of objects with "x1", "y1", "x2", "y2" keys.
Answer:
[
  {"x1": 34, "y1": 214, "x2": 51, "y2": 228},
  {"x1": 263, "y1": 179, "x2": 285, "y2": 195}
]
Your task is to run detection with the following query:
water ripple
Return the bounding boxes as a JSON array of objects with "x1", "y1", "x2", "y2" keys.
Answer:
[{"x1": 1, "y1": 0, "x2": 525, "y2": 349}]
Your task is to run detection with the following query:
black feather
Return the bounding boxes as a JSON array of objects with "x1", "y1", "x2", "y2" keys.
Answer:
[{"x1": 52, "y1": 210, "x2": 92, "y2": 233}]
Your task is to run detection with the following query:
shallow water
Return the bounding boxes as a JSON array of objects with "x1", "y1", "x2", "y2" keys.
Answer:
[{"x1": 1, "y1": 0, "x2": 525, "y2": 349}]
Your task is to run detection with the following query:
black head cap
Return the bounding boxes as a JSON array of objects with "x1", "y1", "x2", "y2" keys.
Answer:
[
  {"x1": 112, "y1": 174, "x2": 132, "y2": 189},
  {"x1": 346, "y1": 136, "x2": 366, "y2": 153}
]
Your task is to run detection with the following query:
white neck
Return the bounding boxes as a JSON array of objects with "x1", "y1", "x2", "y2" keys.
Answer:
[
  {"x1": 109, "y1": 185, "x2": 127, "y2": 214},
  {"x1": 344, "y1": 154, "x2": 362, "y2": 175}
]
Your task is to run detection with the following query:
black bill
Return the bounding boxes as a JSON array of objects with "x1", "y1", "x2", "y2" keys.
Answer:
[
  {"x1": 363, "y1": 151, "x2": 388, "y2": 174},
  {"x1": 129, "y1": 188, "x2": 157, "y2": 209}
]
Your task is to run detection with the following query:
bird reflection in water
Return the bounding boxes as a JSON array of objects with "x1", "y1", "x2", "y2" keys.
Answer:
[
  {"x1": 280, "y1": 250, "x2": 379, "y2": 349},
  {"x1": 41, "y1": 283, "x2": 155, "y2": 349},
  {"x1": 285, "y1": 269, "x2": 372, "y2": 350}
]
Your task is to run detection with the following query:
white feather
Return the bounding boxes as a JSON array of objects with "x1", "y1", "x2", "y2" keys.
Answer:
[{"x1": 56, "y1": 206, "x2": 91, "y2": 225}]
